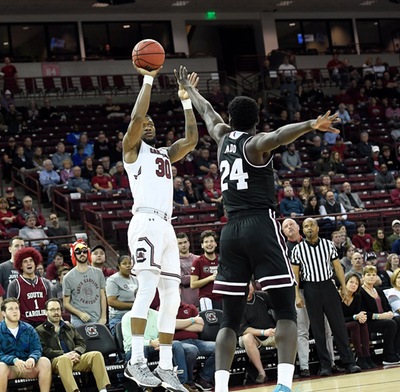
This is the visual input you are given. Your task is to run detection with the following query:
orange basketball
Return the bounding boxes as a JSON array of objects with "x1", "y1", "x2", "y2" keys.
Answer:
[{"x1": 132, "y1": 39, "x2": 165, "y2": 71}]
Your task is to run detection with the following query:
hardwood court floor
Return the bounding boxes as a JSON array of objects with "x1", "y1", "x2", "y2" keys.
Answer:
[{"x1": 231, "y1": 366, "x2": 400, "y2": 391}]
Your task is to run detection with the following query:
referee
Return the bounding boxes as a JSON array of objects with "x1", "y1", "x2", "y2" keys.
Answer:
[{"x1": 291, "y1": 218, "x2": 361, "y2": 376}]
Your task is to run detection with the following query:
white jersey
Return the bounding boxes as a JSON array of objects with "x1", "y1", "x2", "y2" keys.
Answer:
[{"x1": 124, "y1": 141, "x2": 173, "y2": 219}]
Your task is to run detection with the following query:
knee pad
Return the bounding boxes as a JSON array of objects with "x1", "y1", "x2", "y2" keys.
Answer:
[{"x1": 158, "y1": 279, "x2": 180, "y2": 333}]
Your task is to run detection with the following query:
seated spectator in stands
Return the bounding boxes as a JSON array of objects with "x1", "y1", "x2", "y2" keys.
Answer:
[
  {"x1": 303, "y1": 195, "x2": 322, "y2": 217},
  {"x1": 339, "y1": 225, "x2": 353, "y2": 248},
  {"x1": 13, "y1": 145, "x2": 37, "y2": 183},
  {"x1": 174, "y1": 299, "x2": 216, "y2": 391},
  {"x1": 280, "y1": 142, "x2": 303, "y2": 172},
  {"x1": 385, "y1": 254, "x2": 399, "y2": 279},
  {"x1": 81, "y1": 156, "x2": 95, "y2": 180},
  {"x1": 340, "y1": 273, "x2": 376, "y2": 370},
  {"x1": 4, "y1": 187, "x2": 22, "y2": 216},
  {"x1": 381, "y1": 145, "x2": 399, "y2": 171},
  {"x1": 71, "y1": 144, "x2": 88, "y2": 168},
  {"x1": 239, "y1": 281, "x2": 276, "y2": 384},
  {"x1": 360, "y1": 265, "x2": 400, "y2": 365},
  {"x1": 385, "y1": 268, "x2": 400, "y2": 315},
  {"x1": 352, "y1": 222, "x2": 373, "y2": 252},
  {"x1": 59, "y1": 158, "x2": 74, "y2": 184},
  {"x1": 194, "y1": 148, "x2": 212, "y2": 175},
  {"x1": 280, "y1": 76, "x2": 301, "y2": 120},
  {"x1": 111, "y1": 161, "x2": 129, "y2": 190},
  {"x1": 298, "y1": 178, "x2": 315, "y2": 207},
  {"x1": 205, "y1": 163, "x2": 221, "y2": 193},
  {"x1": 74, "y1": 133, "x2": 93, "y2": 158},
  {"x1": 109, "y1": 139, "x2": 123, "y2": 166},
  {"x1": 320, "y1": 190, "x2": 356, "y2": 235},
  {"x1": 338, "y1": 182, "x2": 365, "y2": 212},
  {"x1": 357, "y1": 132, "x2": 373, "y2": 158},
  {"x1": 277, "y1": 179, "x2": 292, "y2": 204},
  {"x1": 336, "y1": 103, "x2": 351, "y2": 128},
  {"x1": 340, "y1": 245, "x2": 356, "y2": 273},
  {"x1": 362, "y1": 58, "x2": 375, "y2": 82},
  {"x1": 106, "y1": 254, "x2": 138, "y2": 335},
  {"x1": 91, "y1": 244, "x2": 116, "y2": 279},
  {"x1": 364, "y1": 252, "x2": 389, "y2": 289},
  {"x1": 66, "y1": 166, "x2": 93, "y2": 194},
  {"x1": 390, "y1": 177, "x2": 400, "y2": 206},
  {"x1": 51, "y1": 142, "x2": 71, "y2": 170},
  {"x1": 345, "y1": 252, "x2": 365, "y2": 280},
  {"x1": 91, "y1": 164, "x2": 112, "y2": 192},
  {"x1": 315, "y1": 149, "x2": 336, "y2": 177},
  {"x1": 4, "y1": 103, "x2": 23, "y2": 134},
  {"x1": 274, "y1": 109, "x2": 289, "y2": 129},
  {"x1": 373, "y1": 57, "x2": 388, "y2": 80},
  {"x1": 23, "y1": 137, "x2": 33, "y2": 160},
  {"x1": 375, "y1": 163, "x2": 396, "y2": 190},
  {"x1": 39, "y1": 159, "x2": 61, "y2": 204},
  {"x1": 308, "y1": 134, "x2": 325, "y2": 161},
  {"x1": 347, "y1": 103, "x2": 361, "y2": 126},
  {"x1": 388, "y1": 220, "x2": 400, "y2": 249},
  {"x1": 174, "y1": 176, "x2": 189, "y2": 206},
  {"x1": 36, "y1": 298, "x2": 110, "y2": 392},
  {"x1": 392, "y1": 238, "x2": 400, "y2": 256},
  {"x1": 175, "y1": 155, "x2": 195, "y2": 178},
  {"x1": 330, "y1": 151, "x2": 347, "y2": 174},
  {"x1": 94, "y1": 131, "x2": 112, "y2": 169},
  {"x1": 202, "y1": 177, "x2": 222, "y2": 204},
  {"x1": 306, "y1": 79, "x2": 324, "y2": 103},
  {"x1": 45, "y1": 253, "x2": 69, "y2": 283},
  {"x1": 330, "y1": 136, "x2": 347, "y2": 160},
  {"x1": 17, "y1": 196, "x2": 46, "y2": 228},
  {"x1": 46, "y1": 213, "x2": 70, "y2": 256},
  {"x1": 32, "y1": 146, "x2": 47, "y2": 170},
  {"x1": 39, "y1": 98, "x2": 66, "y2": 121},
  {"x1": 327, "y1": 53, "x2": 347, "y2": 87},
  {"x1": 332, "y1": 230, "x2": 346, "y2": 260},
  {"x1": 372, "y1": 228, "x2": 392, "y2": 254},
  {"x1": 65, "y1": 124, "x2": 81, "y2": 146},
  {"x1": 19, "y1": 215, "x2": 58, "y2": 265},
  {"x1": 280, "y1": 186, "x2": 304, "y2": 218},
  {"x1": 335, "y1": 90, "x2": 353, "y2": 106},
  {"x1": 0, "y1": 197, "x2": 17, "y2": 238},
  {"x1": 190, "y1": 231, "x2": 222, "y2": 311},
  {"x1": 183, "y1": 179, "x2": 203, "y2": 204},
  {"x1": 0, "y1": 297, "x2": 52, "y2": 390},
  {"x1": 367, "y1": 97, "x2": 385, "y2": 118},
  {"x1": 103, "y1": 95, "x2": 124, "y2": 118},
  {"x1": 278, "y1": 56, "x2": 297, "y2": 81}
]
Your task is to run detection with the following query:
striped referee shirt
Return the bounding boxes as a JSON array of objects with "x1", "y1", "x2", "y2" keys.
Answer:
[{"x1": 291, "y1": 238, "x2": 338, "y2": 282}]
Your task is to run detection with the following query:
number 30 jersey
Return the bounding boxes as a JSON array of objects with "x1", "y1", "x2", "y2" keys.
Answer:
[
  {"x1": 219, "y1": 131, "x2": 276, "y2": 213},
  {"x1": 124, "y1": 141, "x2": 173, "y2": 218}
]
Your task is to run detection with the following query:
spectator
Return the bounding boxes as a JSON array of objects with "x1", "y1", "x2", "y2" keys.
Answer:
[
  {"x1": 381, "y1": 145, "x2": 399, "y2": 171},
  {"x1": 364, "y1": 252, "x2": 389, "y2": 289},
  {"x1": 0, "y1": 197, "x2": 17, "y2": 238},
  {"x1": 23, "y1": 137, "x2": 34, "y2": 160},
  {"x1": 388, "y1": 220, "x2": 400, "y2": 249},
  {"x1": 19, "y1": 214, "x2": 58, "y2": 265},
  {"x1": 190, "y1": 231, "x2": 222, "y2": 311},
  {"x1": 278, "y1": 56, "x2": 297, "y2": 81},
  {"x1": 280, "y1": 76, "x2": 301, "y2": 120},
  {"x1": 340, "y1": 245, "x2": 357, "y2": 274},
  {"x1": 110, "y1": 140, "x2": 123, "y2": 166},
  {"x1": 175, "y1": 156, "x2": 195, "y2": 178},
  {"x1": 345, "y1": 252, "x2": 365, "y2": 280},
  {"x1": 338, "y1": 182, "x2": 365, "y2": 212},
  {"x1": 366, "y1": 146, "x2": 384, "y2": 173},
  {"x1": 385, "y1": 254, "x2": 399, "y2": 279},
  {"x1": 205, "y1": 163, "x2": 221, "y2": 193},
  {"x1": 71, "y1": 144, "x2": 88, "y2": 167},
  {"x1": 308, "y1": 134, "x2": 325, "y2": 161},
  {"x1": 280, "y1": 143, "x2": 302, "y2": 172},
  {"x1": 94, "y1": 131, "x2": 112, "y2": 171},
  {"x1": 330, "y1": 151, "x2": 347, "y2": 174},
  {"x1": 0, "y1": 297, "x2": 52, "y2": 391},
  {"x1": 194, "y1": 148, "x2": 212, "y2": 175},
  {"x1": 7, "y1": 247, "x2": 55, "y2": 327},
  {"x1": 36, "y1": 298, "x2": 111, "y2": 392},
  {"x1": 13, "y1": 145, "x2": 36, "y2": 183},
  {"x1": 375, "y1": 163, "x2": 396, "y2": 190},
  {"x1": 46, "y1": 213, "x2": 71, "y2": 257},
  {"x1": 32, "y1": 146, "x2": 47, "y2": 170},
  {"x1": 372, "y1": 228, "x2": 392, "y2": 254},
  {"x1": 239, "y1": 282, "x2": 276, "y2": 384},
  {"x1": 357, "y1": 131, "x2": 373, "y2": 158},
  {"x1": 340, "y1": 273, "x2": 377, "y2": 369},
  {"x1": 1, "y1": 137, "x2": 17, "y2": 182},
  {"x1": 315, "y1": 149, "x2": 336, "y2": 176},
  {"x1": 59, "y1": 159, "x2": 74, "y2": 184},
  {"x1": 183, "y1": 179, "x2": 203, "y2": 204},
  {"x1": 0, "y1": 236, "x2": 25, "y2": 294},
  {"x1": 385, "y1": 268, "x2": 400, "y2": 315},
  {"x1": 332, "y1": 230, "x2": 346, "y2": 260},
  {"x1": 279, "y1": 186, "x2": 304, "y2": 217},
  {"x1": 91, "y1": 164, "x2": 112, "y2": 192},
  {"x1": 51, "y1": 142, "x2": 71, "y2": 170},
  {"x1": 45, "y1": 253, "x2": 69, "y2": 283},
  {"x1": 174, "y1": 177, "x2": 189, "y2": 206},
  {"x1": 0, "y1": 57, "x2": 18, "y2": 92},
  {"x1": 202, "y1": 177, "x2": 222, "y2": 204},
  {"x1": 352, "y1": 222, "x2": 373, "y2": 253},
  {"x1": 106, "y1": 255, "x2": 138, "y2": 335},
  {"x1": 63, "y1": 240, "x2": 107, "y2": 327},
  {"x1": 54, "y1": 265, "x2": 70, "y2": 301},
  {"x1": 91, "y1": 244, "x2": 116, "y2": 279},
  {"x1": 390, "y1": 177, "x2": 400, "y2": 205},
  {"x1": 327, "y1": 53, "x2": 347, "y2": 87},
  {"x1": 4, "y1": 187, "x2": 23, "y2": 216},
  {"x1": 111, "y1": 161, "x2": 130, "y2": 190},
  {"x1": 74, "y1": 133, "x2": 93, "y2": 158},
  {"x1": 39, "y1": 159, "x2": 61, "y2": 205},
  {"x1": 39, "y1": 98, "x2": 66, "y2": 122},
  {"x1": 307, "y1": 80, "x2": 325, "y2": 103},
  {"x1": 177, "y1": 233, "x2": 199, "y2": 307},
  {"x1": 81, "y1": 156, "x2": 95, "y2": 181},
  {"x1": 66, "y1": 166, "x2": 94, "y2": 194}
]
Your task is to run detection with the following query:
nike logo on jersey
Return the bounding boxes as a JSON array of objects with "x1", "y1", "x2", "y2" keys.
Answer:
[{"x1": 134, "y1": 167, "x2": 142, "y2": 179}]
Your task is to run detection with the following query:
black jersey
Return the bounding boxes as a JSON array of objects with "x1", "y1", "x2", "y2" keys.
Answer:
[{"x1": 219, "y1": 131, "x2": 276, "y2": 213}]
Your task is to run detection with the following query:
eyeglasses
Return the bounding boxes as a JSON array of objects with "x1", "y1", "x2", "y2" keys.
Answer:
[{"x1": 75, "y1": 248, "x2": 88, "y2": 255}]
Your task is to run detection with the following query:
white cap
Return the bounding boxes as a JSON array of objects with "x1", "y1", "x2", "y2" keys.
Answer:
[
  {"x1": 372, "y1": 146, "x2": 380, "y2": 153},
  {"x1": 4, "y1": 90, "x2": 11, "y2": 95},
  {"x1": 392, "y1": 219, "x2": 400, "y2": 227}
]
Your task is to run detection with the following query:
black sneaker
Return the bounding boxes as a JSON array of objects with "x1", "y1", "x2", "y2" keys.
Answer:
[
  {"x1": 346, "y1": 364, "x2": 361, "y2": 374},
  {"x1": 319, "y1": 367, "x2": 332, "y2": 377},
  {"x1": 300, "y1": 369, "x2": 310, "y2": 377},
  {"x1": 195, "y1": 377, "x2": 213, "y2": 391},
  {"x1": 356, "y1": 357, "x2": 370, "y2": 370},
  {"x1": 331, "y1": 364, "x2": 345, "y2": 373},
  {"x1": 366, "y1": 357, "x2": 378, "y2": 369},
  {"x1": 382, "y1": 356, "x2": 400, "y2": 365}
]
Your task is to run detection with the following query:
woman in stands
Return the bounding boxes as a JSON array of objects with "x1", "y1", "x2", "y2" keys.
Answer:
[
  {"x1": 360, "y1": 265, "x2": 400, "y2": 365},
  {"x1": 385, "y1": 268, "x2": 400, "y2": 316},
  {"x1": 298, "y1": 177, "x2": 315, "y2": 207},
  {"x1": 106, "y1": 254, "x2": 139, "y2": 335},
  {"x1": 330, "y1": 151, "x2": 347, "y2": 174},
  {"x1": 372, "y1": 228, "x2": 391, "y2": 253},
  {"x1": 340, "y1": 245, "x2": 356, "y2": 274},
  {"x1": 60, "y1": 158, "x2": 74, "y2": 183},
  {"x1": 0, "y1": 197, "x2": 17, "y2": 238},
  {"x1": 385, "y1": 254, "x2": 400, "y2": 278},
  {"x1": 341, "y1": 273, "x2": 376, "y2": 369},
  {"x1": 184, "y1": 178, "x2": 203, "y2": 204},
  {"x1": 81, "y1": 156, "x2": 95, "y2": 181}
]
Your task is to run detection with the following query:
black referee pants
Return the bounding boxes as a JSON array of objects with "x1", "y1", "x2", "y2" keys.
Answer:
[{"x1": 303, "y1": 279, "x2": 355, "y2": 368}]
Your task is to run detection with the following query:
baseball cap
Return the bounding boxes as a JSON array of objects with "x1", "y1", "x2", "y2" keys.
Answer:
[
  {"x1": 322, "y1": 149, "x2": 329, "y2": 154},
  {"x1": 392, "y1": 219, "x2": 400, "y2": 227},
  {"x1": 365, "y1": 252, "x2": 377, "y2": 261},
  {"x1": 5, "y1": 187, "x2": 14, "y2": 193},
  {"x1": 91, "y1": 244, "x2": 106, "y2": 253},
  {"x1": 372, "y1": 146, "x2": 380, "y2": 153},
  {"x1": 4, "y1": 90, "x2": 11, "y2": 95}
]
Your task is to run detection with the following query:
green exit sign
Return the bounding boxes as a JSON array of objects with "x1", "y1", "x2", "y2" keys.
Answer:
[{"x1": 206, "y1": 11, "x2": 216, "y2": 20}]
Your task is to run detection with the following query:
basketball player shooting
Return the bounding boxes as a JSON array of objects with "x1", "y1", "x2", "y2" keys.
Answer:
[{"x1": 123, "y1": 64, "x2": 198, "y2": 392}]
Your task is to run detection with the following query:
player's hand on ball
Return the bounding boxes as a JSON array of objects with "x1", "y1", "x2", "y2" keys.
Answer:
[{"x1": 133, "y1": 63, "x2": 162, "y2": 78}]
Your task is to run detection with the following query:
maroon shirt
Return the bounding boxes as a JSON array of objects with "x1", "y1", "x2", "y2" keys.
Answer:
[{"x1": 174, "y1": 303, "x2": 199, "y2": 341}]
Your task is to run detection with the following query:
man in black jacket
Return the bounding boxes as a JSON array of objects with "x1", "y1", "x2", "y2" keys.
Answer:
[{"x1": 36, "y1": 298, "x2": 110, "y2": 392}]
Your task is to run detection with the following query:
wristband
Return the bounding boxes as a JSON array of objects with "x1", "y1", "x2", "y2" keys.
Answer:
[
  {"x1": 190, "y1": 317, "x2": 195, "y2": 325},
  {"x1": 182, "y1": 99, "x2": 192, "y2": 110},
  {"x1": 261, "y1": 329, "x2": 265, "y2": 337},
  {"x1": 13, "y1": 358, "x2": 18, "y2": 364},
  {"x1": 143, "y1": 75, "x2": 154, "y2": 86},
  {"x1": 353, "y1": 315, "x2": 357, "y2": 321}
]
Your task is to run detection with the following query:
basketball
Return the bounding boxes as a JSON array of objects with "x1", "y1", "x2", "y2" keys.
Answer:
[{"x1": 132, "y1": 39, "x2": 165, "y2": 71}]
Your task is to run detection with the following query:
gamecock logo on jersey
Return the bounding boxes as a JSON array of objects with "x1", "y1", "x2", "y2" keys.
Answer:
[
  {"x1": 205, "y1": 310, "x2": 219, "y2": 324},
  {"x1": 136, "y1": 248, "x2": 147, "y2": 263},
  {"x1": 84, "y1": 325, "x2": 98, "y2": 337}
]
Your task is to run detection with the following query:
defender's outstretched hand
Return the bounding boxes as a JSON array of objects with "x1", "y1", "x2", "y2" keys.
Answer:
[
  {"x1": 133, "y1": 63, "x2": 162, "y2": 78},
  {"x1": 174, "y1": 66, "x2": 199, "y2": 100},
  {"x1": 311, "y1": 110, "x2": 341, "y2": 133}
]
